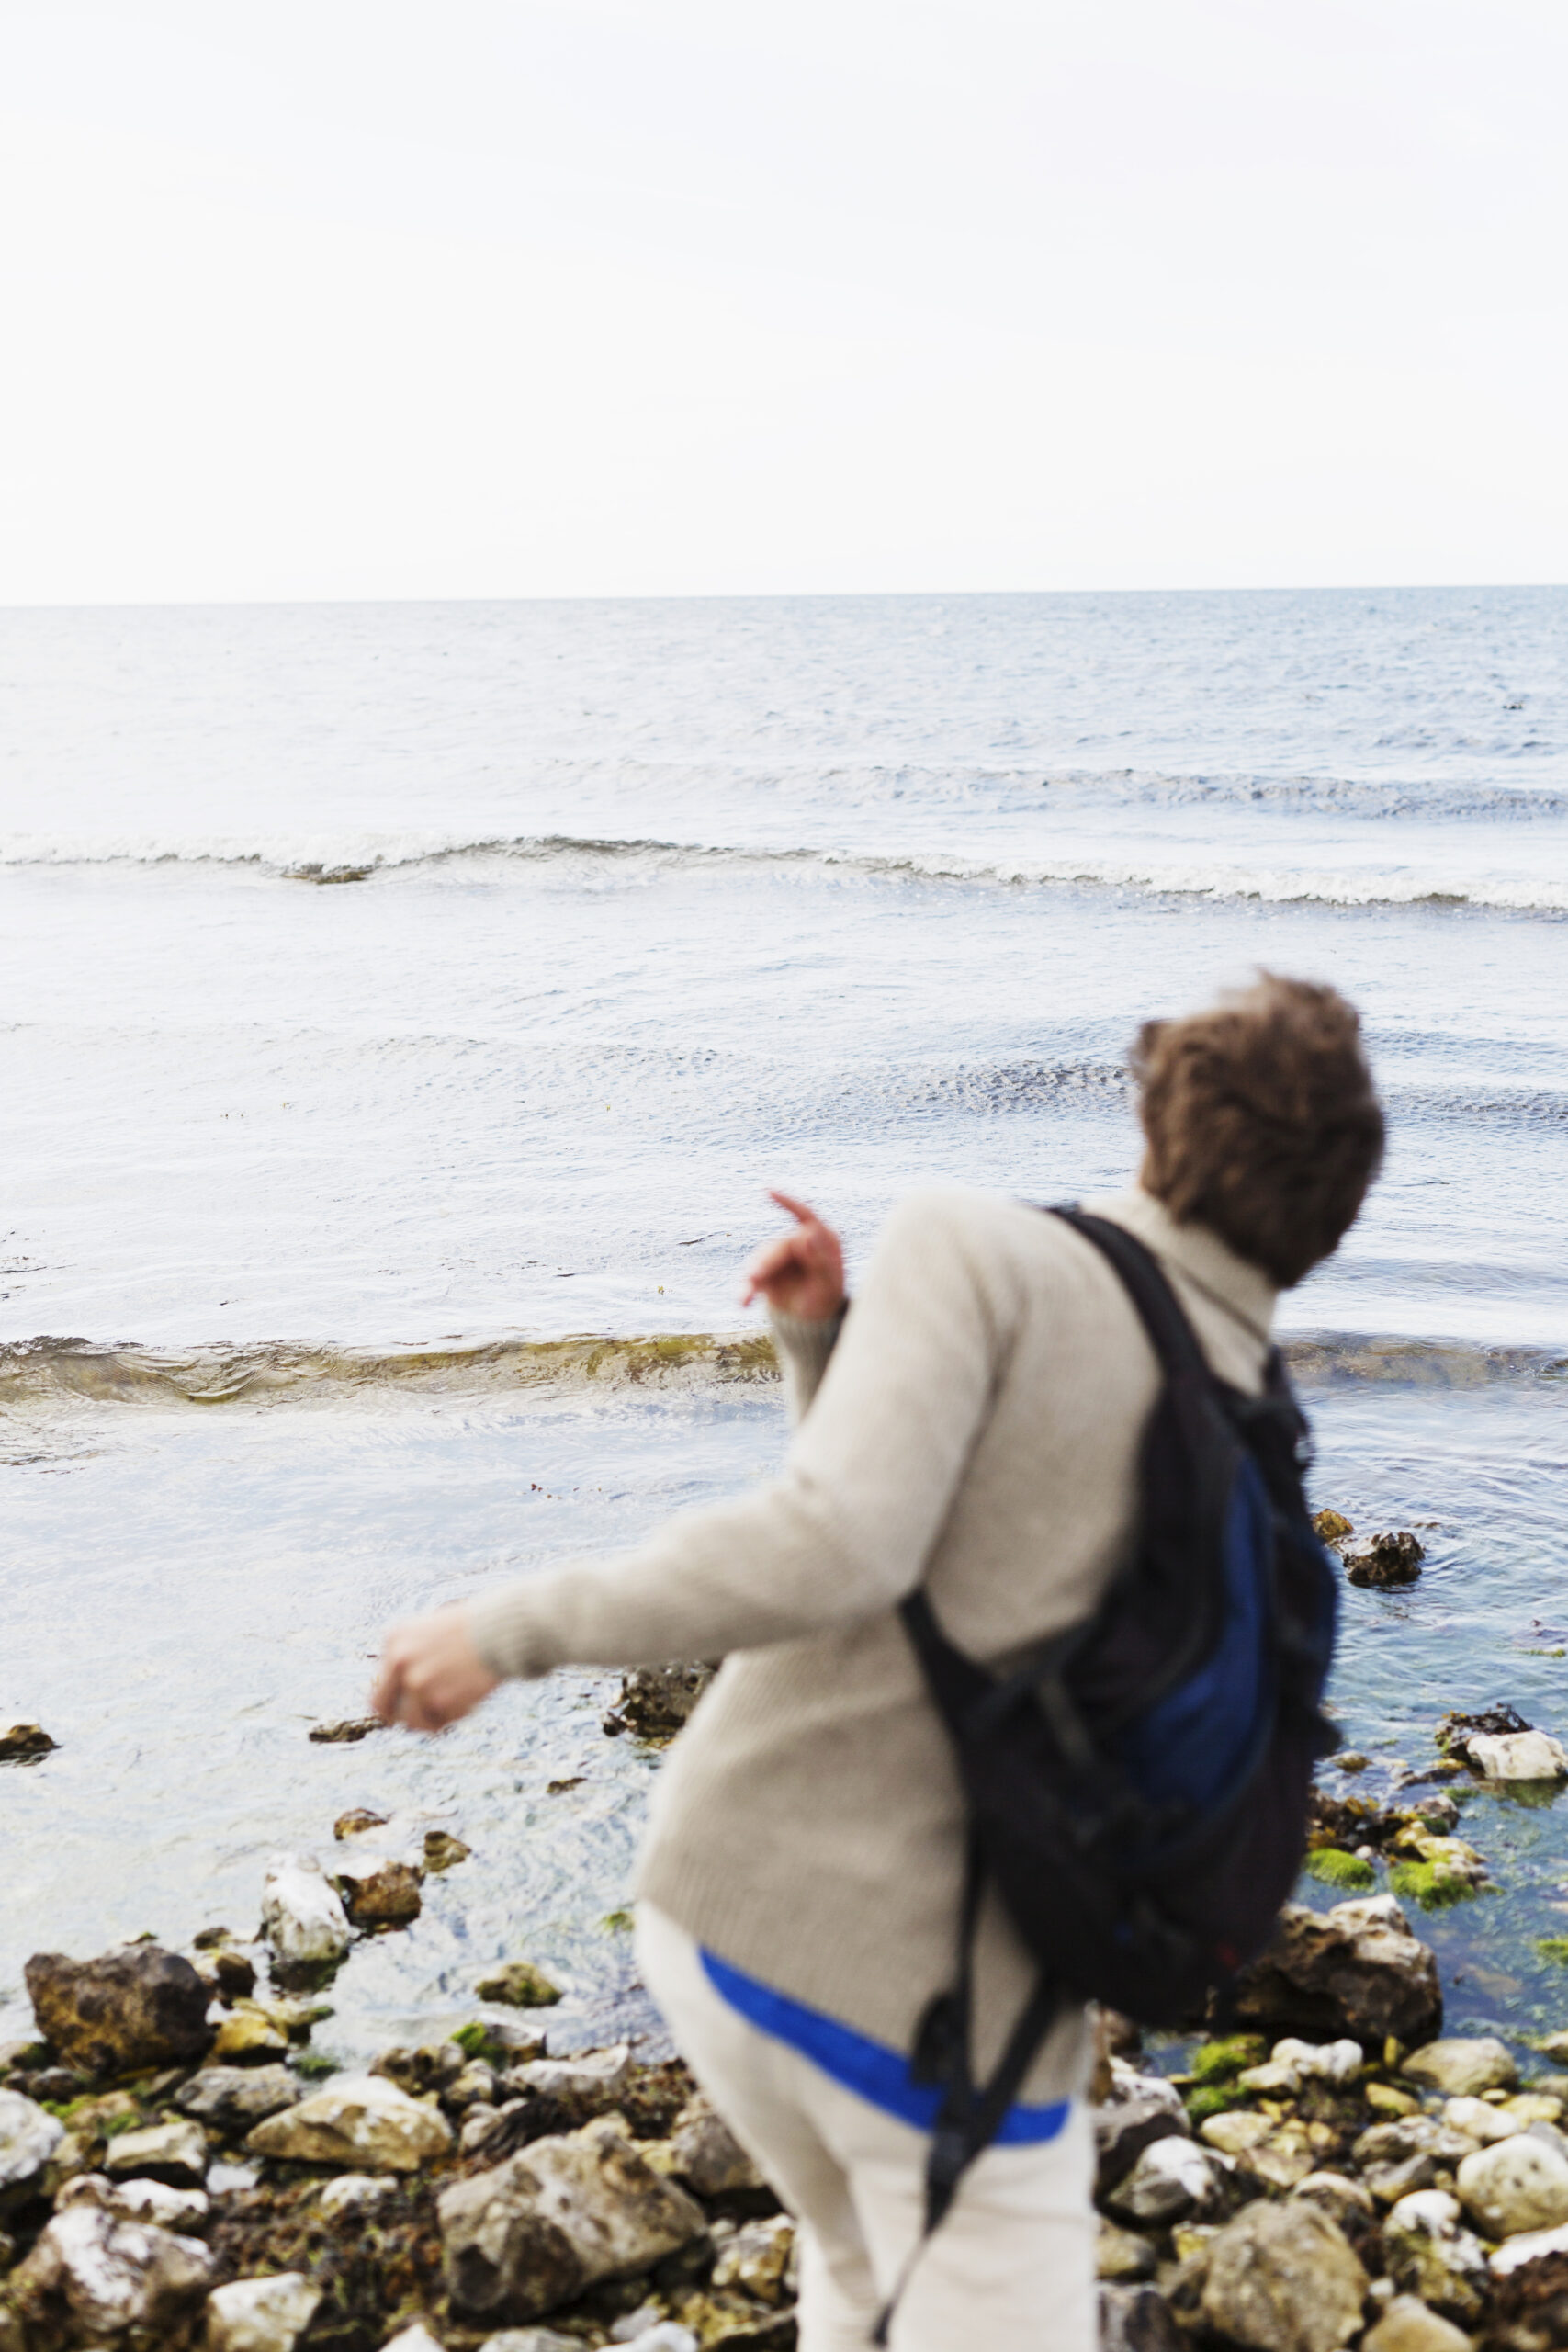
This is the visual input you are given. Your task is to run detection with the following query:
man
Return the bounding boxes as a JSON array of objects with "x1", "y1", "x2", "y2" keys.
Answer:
[{"x1": 375, "y1": 971, "x2": 1384, "y2": 2349}]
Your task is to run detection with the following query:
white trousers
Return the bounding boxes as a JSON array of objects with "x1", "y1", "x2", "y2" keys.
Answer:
[{"x1": 636, "y1": 1903, "x2": 1098, "y2": 2352}]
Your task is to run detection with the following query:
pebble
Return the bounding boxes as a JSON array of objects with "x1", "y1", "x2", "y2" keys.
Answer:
[
  {"x1": 0, "y1": 1722, "x2": 58, "y2": 1760},
  {"x1": 1106, "y1": 2134, "x2": 1225, "y2": 2225},
  {"x1": 0, "y1": 2086, "x2": 64, "y2": 2192},
  {"x1": 1457, "y1": 2131, "x2": 1568, "y2": 2238},
  {"x1": 102, "y1": 2118, "x2": 209, "y2": 2188},
  {"x1": 319, "y1": 2170, "x2": 398, "y2": 2217},
  {"x1": 1201, "y1": 2199, "x2": 1368, "y2": 2352},
  {"x1": 57, "y1": 2171, "x2": 210, "y2": 2232},
  {"x1": 476, "y1": 1960, "x2": 563, "y2": 2008}
]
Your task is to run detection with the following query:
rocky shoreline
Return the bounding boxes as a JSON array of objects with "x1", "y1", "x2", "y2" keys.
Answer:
[{"x1": 7, "y1": 1656, "x2": 1568, "y2": 2349}]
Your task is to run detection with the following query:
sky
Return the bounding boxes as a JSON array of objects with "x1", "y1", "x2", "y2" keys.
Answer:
[{"x1": 0, "y1": 0, "x2": 1564, "y2": 602}]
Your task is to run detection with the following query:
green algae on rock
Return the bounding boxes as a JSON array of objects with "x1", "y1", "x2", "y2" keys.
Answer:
[{"x1": 475, "y1": 1962, "x2": 562, "y2": 2010}]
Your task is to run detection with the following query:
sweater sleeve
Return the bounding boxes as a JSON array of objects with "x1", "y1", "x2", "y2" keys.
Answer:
[
  {"x1": 769, "y1": 1300, "x2": 849, "y2": 1424},
  {"x1": 465, "y1": 1193, "x2": 1010, "y2": 1679}
]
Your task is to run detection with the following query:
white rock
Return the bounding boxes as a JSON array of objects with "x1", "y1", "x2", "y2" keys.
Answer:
[
  {"x1": 502, "y1": 2042, "x2": 631, "y2": 2101},
  {"x1": 609, "y1": 2305, "x2": 664, "y2": 2345},
  {"x1": 1457, "y1": 2132, "x2": 1568, "y2": 2239},
  {"x1": 58, "y1": 2170, "x2": 210, "y2": 2232},
  {"x1": 261, "y1": 1854, "x2": 353, "y2": 1967},
  {"x1": 1445, "y1": 2094, "x2": 1524, "y2": 2143},
  {"x1": 246, "y1": 2075, "x2": 454, "y2": 2172},
  {"x1": 1403, "y1": 2036, "x2": 1517, "y2": 2098},
  {"x1": 206, "y1": 2270, "x2": 322, "y2": 2352},
  {"x1": 663, "y1": 2094, "x2": 765, "y2": 2195},
  {"x1": 0, "y1": 2086, "x2": 63, "y2": 2191},
  {"x1": 1386, "y1": 2189, "x2": 1463, "y2": 2234},
  {"x1": 1465, "y1": 1729, "x2": 1568, "y2": 1781},
  {"x1": 1201, "y1": 2199, "x2": 1368, "y2": 2352},
  {"x1": 477, "y1": 2333, "x2": 584, "y2": 2352},
  {"x1": 1107, "y1": 2133, "x2": 1224, "y2": 2224},
  {"x1": 1491, "y1": 2217, "x2": 1568, "y2": 2276},
  {"x1": 1238, "y1": 2059, "x2": 1302, "y2": 2097},
  {"x1": 1383, "y1": 2188, "x2": 1492, "y2": 2320},
  {"x1": 619, "y1": 2329, "x2": 698, "y2": 2352},
  {"x1": 321, "y1": 2170, "x2": 398, "y2": 2217},
  {"x1": 380, "y1": 2327, "x2": 446, "y2": 2352},
  {"x1": 9, "y1": 2203, "x2": 214, "y2": 2337},
  {"x1": 1273, "y1": 2037, "x2": 1364, "y2": 2085},
  {"x1": 709, "y1": 2213, "x2": 795, "y2": 2303}
]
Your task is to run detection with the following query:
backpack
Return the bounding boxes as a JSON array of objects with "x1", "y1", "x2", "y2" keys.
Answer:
[{"x1": 874, "y1": 1207, "x2": 1339, "y2": 2341}]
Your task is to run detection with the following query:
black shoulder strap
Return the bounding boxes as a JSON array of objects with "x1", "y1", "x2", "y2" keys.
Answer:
[{"x1": 1048, "y1": 1204, "x2": 1212, "y2": 1384}]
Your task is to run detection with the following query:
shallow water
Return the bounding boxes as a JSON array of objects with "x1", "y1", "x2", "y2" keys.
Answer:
[{"x1": 2, "y1": 587, "x2": 1565, "y2": 2056}]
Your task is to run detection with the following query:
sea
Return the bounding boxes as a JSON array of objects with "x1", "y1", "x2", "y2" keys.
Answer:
[{"x1": 2, "y1": 585, "x2": 1566, "y2": 2062}]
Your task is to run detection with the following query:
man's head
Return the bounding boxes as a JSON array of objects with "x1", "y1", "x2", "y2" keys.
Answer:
[{"x1": 1133, "y1": 972, "x2": 1384, "y2": 1288}]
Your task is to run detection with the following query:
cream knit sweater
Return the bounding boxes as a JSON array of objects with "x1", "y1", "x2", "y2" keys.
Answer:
[{"x1": 467, "y1": 1186, "x2": 1276, "y2": 2100}]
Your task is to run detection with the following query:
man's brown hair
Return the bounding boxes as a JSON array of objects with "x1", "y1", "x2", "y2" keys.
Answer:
[{"x1": 1133, "y1": 972, "x2": 1384, "y2": 1288}]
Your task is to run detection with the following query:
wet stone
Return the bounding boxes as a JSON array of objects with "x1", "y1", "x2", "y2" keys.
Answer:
[
  {"x1": 1231, "y1": 1895, "x2": 1442, "y2": 2049},
  {"x1": 209, "y1": 2003, "x2": 293, "y2": 2064},
  {"x1": 261, "y1": 1856, "x2": 353, "y2": 1972},
  {"x1": 333, "y1": 1807, "x2": 389, "y2": 1838},
  {"x1": 175, "y1": 2062, "x2": 302, "y2": 2132},
  {"x1": 602, "y1": 1662, "x2": 716, "y2": 1743},
  {"x1": 24, "y1": 1942, "x2": 213, "y2": 2077},
  {"x1": 477, "y1": 1961, "x2": 563, "y2": 2009},
  {"x1": 333, "y1": 1856, "x2": 424, "y2": 1929},
  {"x1": 423, "y1": 1829, "x2": 472, "y2": 1871},
  {"x1": 0, "y1": 1724, "x2": 56, "y2": 1763},
  {"x1": 1403, "y1": 2036, "x2": 1517, "y2": 2097},
  {"x1": 1345, "y1": 1532, "x2": 1425, "y2": 1588},
  {"x1": 7, "y1": 2202, "x2": 215, "y2": 2339}
]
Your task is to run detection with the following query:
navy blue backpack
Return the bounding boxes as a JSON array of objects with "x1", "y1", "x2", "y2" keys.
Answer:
[{"x1": 877, "y1": 1207, "x2": 1339, "y2": 2335}]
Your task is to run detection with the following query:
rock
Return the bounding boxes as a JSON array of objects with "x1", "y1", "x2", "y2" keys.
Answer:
[
  {"x1": 477, "y1": 1961, "x2": 563, "y2": 2009},
  {"x1": 664, "y1": 2093, "x2": 765, "y2": 2196},
  {"x1": 210, "y1": 2003, "x2": 293, "y2": 2063},
  {"x1": 1345, "y1": 1532, "x2": 1425, "y2": 1588},
  {"x1": 319, "y1": 2170, "x2": 397, "y2": 2217},
  {"x1": 261, "y1": 1856, "x2": 353, "y2": 1970},
  {"x1": 1201, "y1": 2112, "x2": 1275, "y2": 2155},
  {"x1": 1271, "y1": 2036, "x2": 1363, "y2": 2084},
  {"x1": 381, "y1": 2329, "x2": 446, "y2": 2352},
  {"x1": 1465, "y1": 1728, "x2": 1568, "y2": 1781},
  {"x1": 1201, "y1": 2199, "x2": 1368, "y2": 2352},
  {"x1": 615, "y1": 2331, "x2": 698, "y2": 2352},
  {"x1": 1352, "y1": 2118, "x2": 1482, "y2": 2203},
  {"x1": 447, "y1": 2062, "x2": 500, "y2": 2110},
  {"x1": 1458, "y1": 2131, "x2": 1568, "y2": 2238},
  {"x1": 0, "y1": 2087, "x2": 63, "y2": 2194},
  {"x1": 0, "y1": 1723, "x2": 57, "y2": 1762},
  {"x1": 372, "y1": 2040, "x2": 465, "y2": 2098},
  {"x1": 424, "y1": 1829, "x2": 472, "y2": 1871},
  {"x1": 308, "y1": 1716, "x2": 385, "y2": 1743},
  {"x1": 333, "y1": 1808, "x2": 389, "y2": 1838},
  {"x1": 333, "y1": 1857, "x2": 424, "y2": 1929},
  {"x1": 1361, "y1": 2297, "x2": 1472, "y2": 2352},
  {"x1": 1505, "y1": 2092, "x2": 1565, "y2": 2123},
  {"x1": 24, "y1": 1943, "x2": 213, "y2": 2076},
  {"x1": 1382, "y1": 2188, "x2": 1490, "y2": 2322},
  {"x1": 1292, "y1": 2174, "x2": 1375, "y2": 2234},
  {"x1": 1238, "y1": 2059, "x2": 1303, "y2": 2098},
  {"x1": 1313, "y1": 1511, "x2": 1354, "y2": 1545},
  {"x1": 438, "y1": 2113, "x2": 706, "y2": 2324},
  {"x1": 104, "y1": 2117, "x2": 209, "y2": 2186},
  {"x1": 246, "y1": 2074, "x2": 455, "y2": 2171},
  {"x1": 1444, "y1": 2094, "x2": 1523, "y2": 2143},
  {"x1": 1098, "y1": 2222, "x2": 1159, "y2": 2280},
  {"x1": 175, "y1": 2063, "x2": 301, "y2": 2132},
  {"x1": 1404, "y1": 2036, "x2": 1517, "y2": 2097},
  {"x1": 1094, "y1": 2059, "x2": 1190, "y2": 2193},
  {"x1": 1230, "y1": 1897, "x2": 1442, "y2": 2048},
  {"x1": 7, "y1": 2202, "x2": 214, "y2": 2337},
  {"x1": 601, "y1": 1662, "x2": 715, "y2": 1742},
  {"x1": 476, "y1": 2334, "x2": 582, "y2": 2352},
  {"x1": 1106, "y1": 2135, "x2": 1226, "y2": 2226},
  {"x1": 1099, "y1": 2282, "x2": 1182, "y2": 2350},
  {"x1": 711, "y1": 2214, "x2": 795, "y2": 2302},
  {"x1": 205, "y1": 2270, "x2": 322, "y2": 2350},
  {"x1": 1366, "y1": 2084, "x2": 1422, "y2": 2119},
  {"x1": 1238, "y1": 2135, "x2": 1320, "y2": 2195},
  {"x1": 503, "y1": 2044, "x2": 631, "y2": 2104},
  {"x1": 58, "y1": 2170, "x2": 209, "y2": 2231},
  {"x1": 1491, "y1": 2216, "x2": 1568, "y2": 2275}
]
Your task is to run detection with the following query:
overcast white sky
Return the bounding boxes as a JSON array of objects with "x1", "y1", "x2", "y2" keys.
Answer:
[{"x1": 1, "y1": 0, "x2": 1564, "y2": 602}]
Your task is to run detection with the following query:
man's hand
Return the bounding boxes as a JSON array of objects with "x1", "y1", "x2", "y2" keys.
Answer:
[
  {"x1": 373, "y1": 1603, "x2": 499, "y2": 1732},
  {"x1": 740, "y1": 1191, "x2": 846, "y2": 1322}
]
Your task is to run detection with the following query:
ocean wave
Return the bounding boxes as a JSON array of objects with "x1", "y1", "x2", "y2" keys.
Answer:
[
  {"x1": 3, "y1": 826, "x2": 1567, "y2": 915},
  {"x1": 2, "y1": 1328, "x2": 1561, "y2": 1413}
]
